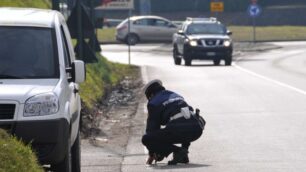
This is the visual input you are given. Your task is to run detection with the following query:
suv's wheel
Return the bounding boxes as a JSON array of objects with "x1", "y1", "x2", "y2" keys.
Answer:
[
  {"x1": 213, "y1": 58, "x2": 221, "y2": 66},
  {"x1": 71, "y1": 132, "x2": 81, "y2": 172},
  {"x1": 225, "y1": 56, "x2": 232, "y2": 66},
  {"x1": 173, "y1": 46, "x2": 181, "y2": 65},
  {"x1": 185, "y1": 59, "x2": 192, "y2": 66},
  {"x1": 175, "y1": 58, "x2": 182, "y2": 65},
  {"x1": 52, "y1": 139, "x2": 71, "y2": 172},
  {"x1": 126, "y1": 33, "x2": 139, "y2": 45}
]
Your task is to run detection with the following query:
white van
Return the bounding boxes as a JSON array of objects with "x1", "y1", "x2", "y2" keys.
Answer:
[{"x1": 0, "y1": 8, "x2": 85, "y2": 172}]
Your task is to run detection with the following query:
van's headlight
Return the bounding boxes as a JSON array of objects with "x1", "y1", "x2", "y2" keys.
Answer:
[
  {"x1": 24, "y1": 93, "x2": 59, "y2": 117},
  {"x1": 224, "y1": 40, "x2": 231, "y2": 47},
  {"x1": 189, "y1": 40, "x2": 198, "y2": 46}
]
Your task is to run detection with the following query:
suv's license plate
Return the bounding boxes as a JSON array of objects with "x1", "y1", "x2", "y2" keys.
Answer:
[{"x1": 207, "y1": 52, "x2": 216, "y2": 56}]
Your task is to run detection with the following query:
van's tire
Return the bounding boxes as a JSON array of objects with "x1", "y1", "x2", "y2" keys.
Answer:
[
  {"x1": 126, "y1": 33, "x2": 139, "y2": 45},
  {"x1": 52, "y1": 139, "x2": 71, "y2": 172},
  {"x1": 71, "y1": 132, "x2": 81, "y2": 172}
]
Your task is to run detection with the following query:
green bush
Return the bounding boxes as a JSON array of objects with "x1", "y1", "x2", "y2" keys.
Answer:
[{"x1": 0, "y1": 129, "x2": 43, "y2": 172}]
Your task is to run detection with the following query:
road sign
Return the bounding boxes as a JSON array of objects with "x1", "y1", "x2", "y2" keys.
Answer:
[
  {"x1": 248, "y1": 4, "x2": 261, "y2": 17},
  {"x1": 210, "y1": 2, "x2": 224, "y2": 12},
  {"x1": 99, "y1": 0, "x2": 134, "y2": 10}
]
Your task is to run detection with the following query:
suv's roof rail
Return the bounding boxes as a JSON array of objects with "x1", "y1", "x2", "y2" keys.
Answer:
[{"x1": 186, "y1": 17, "x2": 217, "y2": 22}]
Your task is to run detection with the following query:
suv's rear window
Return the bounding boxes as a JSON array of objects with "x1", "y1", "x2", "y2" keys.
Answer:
[{"x1": 0, "y1": 27, "x2": 59, "y2": 79}]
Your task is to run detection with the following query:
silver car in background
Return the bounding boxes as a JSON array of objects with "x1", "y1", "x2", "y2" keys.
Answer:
[{"x1": 116, "y1": 15, "x2": 178, "y2": 45}]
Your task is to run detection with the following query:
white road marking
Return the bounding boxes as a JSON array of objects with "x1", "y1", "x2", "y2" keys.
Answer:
[{"x1": 233, "y1": 63, "x2": 306, "y2": 96}]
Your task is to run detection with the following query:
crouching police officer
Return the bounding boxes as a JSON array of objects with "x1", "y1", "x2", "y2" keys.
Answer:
[{"x1": 142, "y1": 79, "x2": 205, "y2": 165}]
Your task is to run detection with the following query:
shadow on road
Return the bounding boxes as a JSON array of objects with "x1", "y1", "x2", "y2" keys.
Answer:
[
  {"x1": 150, "y1": 163, "x2": 211, "y2": 170},
  {"x1": 124, "y1": 153, "x2": 147, "y2": 157},
  {"x1": 182, "y1": 64, "x2": 230, "y2": 67},
  {"x1": 237, "y1": 58, "x2": 267, "y2": 62}
]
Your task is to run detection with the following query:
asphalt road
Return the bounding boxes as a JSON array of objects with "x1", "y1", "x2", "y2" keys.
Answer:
[{"x1": 83, "y1": 42, "x2": 306, "y2": 172}]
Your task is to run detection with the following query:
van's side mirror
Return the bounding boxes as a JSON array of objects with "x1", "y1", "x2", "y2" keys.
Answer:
[
  {"x1": 227, "y1": 30, "x2": 233, "y2": 35},
  {"x1": 72, "y1": 60, "x2": 85, "y2": 83}
]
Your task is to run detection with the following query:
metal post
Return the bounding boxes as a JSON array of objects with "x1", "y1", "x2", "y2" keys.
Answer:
[
  {"x1": 77, "y1": 0, "x2": 83, "y2": 59},
  {"x1": 90, "y1": 0, "x2": 96, "y2": 51},
  {"x1": 253, "y1": 17, "x2": 256, "y2": 43},
  {"x1": 128, "y1": 9, "x2": 131, "y2": 65},
  {"x1": 52, "y1": 0, "x2": 60, "y2": 11}
]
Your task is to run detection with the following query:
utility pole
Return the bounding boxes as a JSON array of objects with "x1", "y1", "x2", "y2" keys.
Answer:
[
  {"x1": 128, "y1": 10, "x2": 131, "y2": 65},
  {"x1": 52, "y1": 0, "x2": 60, "y2": 11},
  {"x1": 90, "y1": 0, "x2": 96, "y2": 51},
  {"x1": 77, "y1": 0, "x2": 83, "y2": 59},
  {"x1": 194, "y1": 0, "x2": 199, "y2": 13}
]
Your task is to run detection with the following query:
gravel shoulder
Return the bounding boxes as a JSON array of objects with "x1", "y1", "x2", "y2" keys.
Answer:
[{"x1": 81, "y1": 71, "x2": 143, "y2": 172}]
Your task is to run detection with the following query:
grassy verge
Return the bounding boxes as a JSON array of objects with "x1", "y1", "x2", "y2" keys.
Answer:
[
  {"x1": 0, "y1": 0, "x2": 51, "y2": 9},
  {"x1": 229, "y1": 26, "x2": 306, "y2": 42},
  {"x1": 0, "y1": 129, "x2": 43, "y2": 172},
  {"x1": 80, "y1": 53, "x2": 137, "y2": 109},
  {"x1": 97, "y1": 28, "x2": 117, "y2": 43},
  {"x1": 97, "y1": 26, "x2": 306, "y2": 42}
]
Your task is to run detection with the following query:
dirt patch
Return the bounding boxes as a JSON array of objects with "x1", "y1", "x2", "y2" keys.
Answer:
[{"x1": 80, "y1": 67, "x2": 142, "y2": 153}]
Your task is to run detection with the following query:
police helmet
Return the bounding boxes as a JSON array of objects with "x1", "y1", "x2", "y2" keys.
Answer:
[{"x1": 143, "y1": 79, "x2": 165, "y2": 99}]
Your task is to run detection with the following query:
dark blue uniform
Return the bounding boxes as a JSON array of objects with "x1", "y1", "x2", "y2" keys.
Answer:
[{"x1": 142, "y1": 90, "x2": 203, "y2": 157}]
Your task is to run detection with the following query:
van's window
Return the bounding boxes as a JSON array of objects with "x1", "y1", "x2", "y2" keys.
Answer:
[
  {"x1": 0, "y1": 27, "x2": 59, "y2": 79},
  {"x1": 60, "y1": 26, "x2": 71, "y2": 68}
]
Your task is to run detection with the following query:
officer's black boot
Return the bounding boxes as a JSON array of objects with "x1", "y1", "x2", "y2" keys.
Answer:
[{"x1": 168, "y1": 148, "x2": 189, "y2": 165}]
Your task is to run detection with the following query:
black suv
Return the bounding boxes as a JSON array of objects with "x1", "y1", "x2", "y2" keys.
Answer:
[{"x1": 173, "y1": 17, "x2": 233, "y2": 66}]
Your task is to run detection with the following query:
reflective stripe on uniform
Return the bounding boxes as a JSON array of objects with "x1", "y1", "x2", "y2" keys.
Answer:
[{"x1": 170, "y1": 107, "x2": 193, "y2": 121}]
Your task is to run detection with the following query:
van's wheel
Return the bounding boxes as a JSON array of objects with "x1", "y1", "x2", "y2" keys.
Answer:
[
  {"x1": 213, "y1": 58, "x2": 221, "y2": 66},
  {"x1": 225, "y1": 56, "x2": 232, "y2": 66},
  {"x1": 126, "y1": 33, "x2": 139, "y2": 45},
  {"x1": 173, "y1": 46, "x2": 181, "y2": 65},
  {"x1": 71, "y1": 132, "x2": 81, "y2": 172},
  {"x1": 52, "y1": 139, "x2": 71, "y2": 172}
]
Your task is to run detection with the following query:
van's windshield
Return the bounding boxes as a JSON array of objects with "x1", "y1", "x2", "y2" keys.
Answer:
[{"x1": 0, "y1": 27, "x2": 59, "y2": 79}]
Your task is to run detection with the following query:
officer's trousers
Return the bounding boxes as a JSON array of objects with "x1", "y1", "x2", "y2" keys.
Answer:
[{"x1": 142, "y1": 118, "x2": 203, "y2": 157}]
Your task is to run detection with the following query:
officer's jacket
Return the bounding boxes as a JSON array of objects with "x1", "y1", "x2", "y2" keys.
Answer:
[{"x1": 146, "y1": 90, "x2": 190, "y2": 133}]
